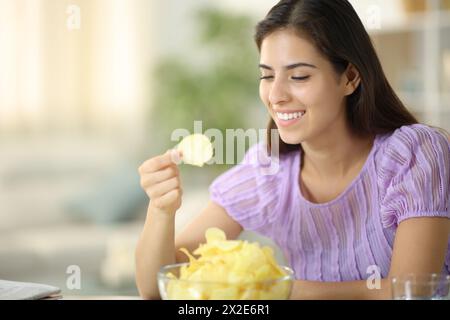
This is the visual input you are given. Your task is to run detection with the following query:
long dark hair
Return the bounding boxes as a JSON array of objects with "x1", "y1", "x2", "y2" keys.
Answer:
[{"x1": 255, "y1": 0, "x2": 418, "y2": 154}]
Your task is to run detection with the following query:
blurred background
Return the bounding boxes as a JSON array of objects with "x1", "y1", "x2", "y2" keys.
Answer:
[{"x1": 0, "y1": 0, "x2": 449, "y2": 297}]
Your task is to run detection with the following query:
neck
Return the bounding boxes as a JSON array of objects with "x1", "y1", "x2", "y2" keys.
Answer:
[{"x1": 301, "y1": 124, "x2": 374, "y2": 180}]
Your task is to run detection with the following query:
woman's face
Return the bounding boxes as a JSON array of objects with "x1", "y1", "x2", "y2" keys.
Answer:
[{"x1": 259, "y1": 28, "x2": 350, "y2": 145}]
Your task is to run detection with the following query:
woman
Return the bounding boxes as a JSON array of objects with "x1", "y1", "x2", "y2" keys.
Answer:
[{"x1": 135, "y1": 0, "x2": 450, "y2": 300}]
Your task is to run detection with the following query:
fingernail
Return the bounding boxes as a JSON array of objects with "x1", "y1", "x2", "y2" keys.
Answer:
[{"x1": 170, "y1": 149, "x2": 182, "y2": 165}]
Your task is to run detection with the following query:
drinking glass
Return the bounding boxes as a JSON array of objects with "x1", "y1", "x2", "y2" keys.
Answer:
[{"x1": 391, "y1": 273, "x2": 450, "y2": 300}]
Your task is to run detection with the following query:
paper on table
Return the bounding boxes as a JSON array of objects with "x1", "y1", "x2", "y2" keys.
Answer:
[{"x1": 0, "y1": 279, "x2": 61, "y2": 300}]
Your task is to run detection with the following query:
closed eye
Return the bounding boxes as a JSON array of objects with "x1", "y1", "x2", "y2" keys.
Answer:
[
  {"x1": 260, "y1": 75, "x2": 310, "y2": 81},
  {"x1": 291, "y1": 76, "x2": 310, "y2": 81}
]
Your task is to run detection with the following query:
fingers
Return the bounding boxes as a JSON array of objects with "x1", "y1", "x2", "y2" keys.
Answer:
[
  {"x1": 151, "y1": 188, "x2": 182, "y2": 210},
  {"x1": 146, "y1": 176, "x2": 180, "y2": 199},
  {"x1": 138, "y1": 150, "x2": 184, "y2": 214},
  {"x1": 139, "y1": 149, "x2": 182, "y2": 174},
  {"x1": 140, "y1": 165, "x2": 179, "y2": 189}
]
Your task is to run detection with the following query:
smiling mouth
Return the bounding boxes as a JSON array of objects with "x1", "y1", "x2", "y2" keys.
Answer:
[{"x1": 275, "y1": 111, "x2": 306, "y2": 121}]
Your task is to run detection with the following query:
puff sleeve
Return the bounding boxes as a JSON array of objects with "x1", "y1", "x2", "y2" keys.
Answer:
[{"x1": 379, "y1": 124, "x2": 450, "y2": 228}]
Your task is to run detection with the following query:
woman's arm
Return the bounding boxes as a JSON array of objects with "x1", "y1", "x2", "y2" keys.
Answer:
[
  {"x1": 135, "y1": 151, "x2": 183, "y2": 300},
  {"x1": 290, "y1": 278, "x2": 390, "y2": 300},
  {"x1": 290, "y1": 217, "x2": 450, "y2": 300},
  {"x1": 136, "y1": 199, "x2": 242, "y2": 300}
]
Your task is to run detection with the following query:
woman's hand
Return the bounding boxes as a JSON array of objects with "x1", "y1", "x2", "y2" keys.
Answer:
[{"x1": 138, "y1": 149, "x2": 183, "y2": 216}]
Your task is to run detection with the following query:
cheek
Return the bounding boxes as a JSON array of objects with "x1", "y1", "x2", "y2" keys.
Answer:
[
  {"x1": 300, "y1": 78, "x2": 343, "y2": 112},
  {"x1": 291, "y1": 85, "x2": 310, "y2": 104},
  {"x1": 259, "y1": 83, "x2": 270, "y2": 107}
]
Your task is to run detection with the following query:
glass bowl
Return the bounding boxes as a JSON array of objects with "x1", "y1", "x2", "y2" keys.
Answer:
[{"x1": 157, "y1": 262, "x2": 294, "y2": 300}]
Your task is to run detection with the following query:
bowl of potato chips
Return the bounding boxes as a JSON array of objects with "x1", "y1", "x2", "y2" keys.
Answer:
[{"x1": 157, "y1": 228, "x2": 294, "y2": 300}]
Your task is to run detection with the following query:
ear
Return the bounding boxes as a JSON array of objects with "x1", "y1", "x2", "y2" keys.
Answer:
[{"x1": 343, "y1": 63, "x2": 361, "y2": 96}]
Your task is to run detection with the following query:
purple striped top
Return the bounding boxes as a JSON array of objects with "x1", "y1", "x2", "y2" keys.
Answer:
[{"x1": 209, "y1": 124, "x2": 450, "y2": 281}]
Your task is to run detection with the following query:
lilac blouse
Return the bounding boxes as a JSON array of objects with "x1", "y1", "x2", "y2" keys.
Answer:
[{"x1": 209, "y1": 124, "x2": 450, "y2": 281}]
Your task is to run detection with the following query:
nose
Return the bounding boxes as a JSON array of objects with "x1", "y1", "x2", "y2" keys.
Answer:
[{"x1": 268, "y1": 77, "x2": 290, "y2": 106}]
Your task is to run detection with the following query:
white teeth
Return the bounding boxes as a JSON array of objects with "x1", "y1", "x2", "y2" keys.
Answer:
[{"x1": 276, "y1": 111, "x2": 305, "y2": 121}]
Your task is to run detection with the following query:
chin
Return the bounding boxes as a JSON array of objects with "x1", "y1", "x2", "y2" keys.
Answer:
[{"x1": 278, "y1": 131, "x2": 304, "y2": 145}]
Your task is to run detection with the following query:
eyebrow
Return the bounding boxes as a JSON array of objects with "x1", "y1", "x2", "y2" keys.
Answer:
[{"x1": 259, "y1": 62, "x2": 317, "y2": 70}]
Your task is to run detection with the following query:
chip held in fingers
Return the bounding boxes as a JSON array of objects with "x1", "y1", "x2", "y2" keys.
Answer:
[{"x1": 176, "y1": 134, "x2": 213, "y2": 167}]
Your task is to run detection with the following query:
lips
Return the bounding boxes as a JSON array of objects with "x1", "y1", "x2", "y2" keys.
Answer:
[
  {"x1": 275, "y1": 111, "x2": 305, "y2": 121},
  {"x1": 272, "y1": 109, "x2": 306, "y2": 128}
]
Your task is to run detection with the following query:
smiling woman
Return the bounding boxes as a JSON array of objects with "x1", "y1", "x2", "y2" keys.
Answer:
[
  {"x1": 255, "y1": 1, "x2": 420, "y2": 154},
  {"x1": 135, "y1": 0, "x2": 450, "y2": 300}
]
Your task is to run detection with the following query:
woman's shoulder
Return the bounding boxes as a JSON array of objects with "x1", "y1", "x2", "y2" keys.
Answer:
[
  {"x1": 376, "y1": 124, "x2": 450, "y2": 163},
  {"x1": 375, "y1": 124, "x2": 450, "y2": 227},
  {"x1": 374, "y1": 123, "x2": 450, "y2": 187}
]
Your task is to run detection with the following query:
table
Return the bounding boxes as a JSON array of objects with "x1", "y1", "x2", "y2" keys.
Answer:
[{"x1": 61, "y1": 296, "x2": 142, "y2": 300}]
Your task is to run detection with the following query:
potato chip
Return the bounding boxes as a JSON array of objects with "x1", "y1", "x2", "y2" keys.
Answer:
[
  {"x1": 205, "y1": 227, "x2": 226, "y2": 242},
  {"x1": 176, "y1": 134, "x2": 213, "y2": 167},
  {"x1": 165, "y1": 227, "x2": 293, "y2": 300}
]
